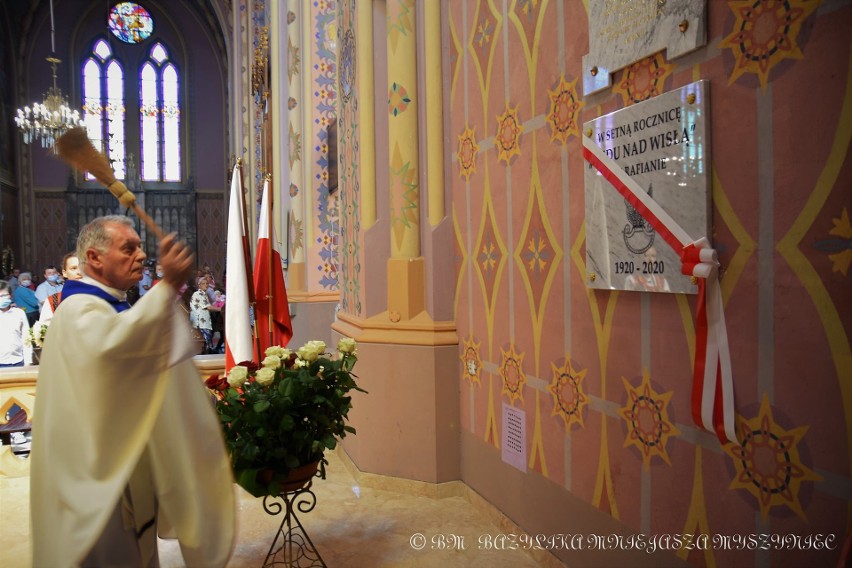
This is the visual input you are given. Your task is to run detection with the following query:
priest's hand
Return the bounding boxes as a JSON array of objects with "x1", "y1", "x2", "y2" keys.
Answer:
[{"x1": 158, "y1": 233, "x2": 194, "y2": 292}]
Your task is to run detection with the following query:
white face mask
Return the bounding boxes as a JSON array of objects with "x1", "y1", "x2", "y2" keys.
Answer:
[
  {"x1": 0, "y1": 297, "x2": 11, "y2": 309},
  {"x1": 19, "y1": 280, "x2": 31, "y2": 287}
]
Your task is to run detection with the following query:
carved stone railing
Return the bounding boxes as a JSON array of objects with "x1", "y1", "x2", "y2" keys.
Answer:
[{"x1": 0, "y1": 354, "x2": 225, "y2": 477}]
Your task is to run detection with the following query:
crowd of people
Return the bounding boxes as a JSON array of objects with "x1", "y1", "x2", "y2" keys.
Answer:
[{"x1": 0, "y1": 252, "x2": 226, "y2": 367}]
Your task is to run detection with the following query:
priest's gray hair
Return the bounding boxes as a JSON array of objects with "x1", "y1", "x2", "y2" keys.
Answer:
[{"x1": 77, "y1": 215, "x2": 136, "y2": 266}]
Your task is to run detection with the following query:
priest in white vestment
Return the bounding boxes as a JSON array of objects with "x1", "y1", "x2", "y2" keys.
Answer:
[{"x1": 30, "y1": 215, "x2": 235, "y2": 567}]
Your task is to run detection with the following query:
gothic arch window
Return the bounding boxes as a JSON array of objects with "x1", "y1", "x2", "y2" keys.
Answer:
[
  {"x1": 140, "y1": 43, "x2": 181, "y2": 181},
  {"x1": 82, "y1": 39, "x2": 126, "y2": 179},
  {"x1": 80, "y1": 36, "x2": 183, "y2": 184}
]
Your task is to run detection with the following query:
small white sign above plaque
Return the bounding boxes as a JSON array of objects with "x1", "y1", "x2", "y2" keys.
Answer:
[
  {"x1": 584, "y1": 80, "x2": 710, "y2": 294},
  {"x1": 583, "y1": 0, "x2": 706, "y2": 95}
]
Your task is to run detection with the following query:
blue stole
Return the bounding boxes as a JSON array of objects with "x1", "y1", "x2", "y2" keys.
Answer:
[{"x1": 61, "y1": 280, "x2": 131, "y2": 313}]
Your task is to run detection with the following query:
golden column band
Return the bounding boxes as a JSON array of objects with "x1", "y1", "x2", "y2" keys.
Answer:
[
  {"x1": 358, "y1": 0, "x2": 377, "y2": 229},
  {"x1": 386, "y1": 0, "x2": 425, "y2": 321},
  {"x1": 425, "y1": 0, "x2": 445, "y2": 227}
]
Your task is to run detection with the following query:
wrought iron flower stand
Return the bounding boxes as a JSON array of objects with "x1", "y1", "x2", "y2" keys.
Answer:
[{"x1": 261, "y1": 462, "x2": 327, "y2": 567}]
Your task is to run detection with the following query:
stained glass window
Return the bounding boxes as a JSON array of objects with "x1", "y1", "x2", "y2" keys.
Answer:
[
  {"x1": 82, "y1": 41, "x2": 125, "y2": 180},
  {"x1": 162, "y1": 64, "x2": 180, "y2": 181},
  {"x1": 139, "y1": 43, "x2": 181, "y2": 182},
  {"x1": 108, "y1": 3, "x2": 154, "y2": 45},
  {"x1": 82, "y1": 33, "x2": 181, "y2": 185}
]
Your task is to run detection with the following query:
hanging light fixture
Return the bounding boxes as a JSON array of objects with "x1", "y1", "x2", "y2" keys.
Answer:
[{"x1": 15, "y1": 0, "x2": 85, "y2": 148}]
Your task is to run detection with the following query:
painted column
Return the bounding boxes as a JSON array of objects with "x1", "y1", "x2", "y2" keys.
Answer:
[
  {"x1": 387, "y1": 0, "x2": 424, "y2": 320},
  {"x1": 301, "y1": 1, "x2": 314, "y2": 264},
  {"x1": 230, "y1": 0, "x2": 245, "y2": 165},
  {"x1": 358, "y1": 0, "x2": 376, "y2": 230},
  {"x1": 288, "y1": 0, "x2": 307, "y2": 292},
  {"x1": 271, "y1": 0, "x2": 290, "y2": 254},
  {"x1": 247, "y1": 0, "x2": 269, "y2": 230},
  {"x1": 424, "y1": 0, "x2": 444, "y2": 227}
]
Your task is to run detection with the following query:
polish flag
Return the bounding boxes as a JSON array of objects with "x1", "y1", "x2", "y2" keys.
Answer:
[
  {"x1": 224, "y1": 163, "x2": 254, "y2": 370},
  {"x1": 254, "y1": 177, "x2": 293, "y2": 355}
]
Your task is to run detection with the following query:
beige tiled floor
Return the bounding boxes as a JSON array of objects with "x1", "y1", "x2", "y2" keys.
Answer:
[{"x1": 1, "y1": 450, "x2": 560, "y2": 567}]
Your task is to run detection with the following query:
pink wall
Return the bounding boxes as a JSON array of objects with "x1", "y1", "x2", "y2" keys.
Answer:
[{"x1": 449, "y1": 1, "x2": 852, "y2": 566}]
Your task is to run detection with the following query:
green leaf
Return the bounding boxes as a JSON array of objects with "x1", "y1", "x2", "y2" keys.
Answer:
[
  {"x1": 285, "y1": 454, "x2": 301, "y2": 468},
  {"x1": 235, "y1": 468, "x2": 265, "y2": 498},
  {"x1": 279, "y1": 414, "x2": 295, "y2": 431},
  {"x1": 254, "y1": 400, "x2": 271, "y2": 413}
]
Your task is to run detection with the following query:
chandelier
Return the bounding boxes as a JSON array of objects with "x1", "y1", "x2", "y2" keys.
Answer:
[{"x1": 14, "y1": 0, "x2": 84, "y2": 148}]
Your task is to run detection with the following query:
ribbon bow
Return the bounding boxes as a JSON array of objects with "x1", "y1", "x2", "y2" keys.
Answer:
[{"x1": 680, "y1": 238, "x2": 718, "y2": 278}]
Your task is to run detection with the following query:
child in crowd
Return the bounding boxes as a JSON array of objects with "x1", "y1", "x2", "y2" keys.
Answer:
[{"x1": 212, "y1": 290, "x2": 226, "y2": 309}]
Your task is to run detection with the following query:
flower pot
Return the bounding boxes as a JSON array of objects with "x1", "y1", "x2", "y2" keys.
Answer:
[
  {"x1": 257, "y1": 460, "x2": 321, "y2": 494},
  {"x1": 31, "y1": 348, "x2": 41, "y2": 365}
]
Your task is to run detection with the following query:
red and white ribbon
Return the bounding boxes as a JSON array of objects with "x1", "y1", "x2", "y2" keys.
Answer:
[{"x1": 583, "y1": 137, "x2": 737, "y2": 445}]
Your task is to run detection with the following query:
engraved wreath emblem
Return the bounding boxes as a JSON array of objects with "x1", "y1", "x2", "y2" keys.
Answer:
[{"x1": 623, "y1": 184, "x2": 655, "y2": 254}]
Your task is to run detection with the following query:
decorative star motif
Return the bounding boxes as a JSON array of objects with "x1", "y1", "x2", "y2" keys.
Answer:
[
  {"x1": 546, "y1": 74, "x2": 584, "y2": 144},
  {"x1": 549, "y1": 356, "x2": 588, "y2": 431},
  {"x1": 814, "y1": 208, "x2": 852, "y2": 279},
  {"x1": 479, "y1": 240, "x2": 499, "y2": 274},
  {"x1": 457, "y1": 125, "x2": 479, "y2": 181},
  {"x1": 288, "y1": 36, "x2": 301, "y2": 83},
  {"x1": 495, "y1": 103, "x2": 523, "y2": 164},
  {"x1": 388, "y1": 82, "x2": 412, "y2": 117},
  {"x1": 289, "y1": 212, "x2": 303, "y2": 255},
  {"x1": 522, "y1": 229, "x2": 551, "y2": 275},
  {"x1": 289, "y1": 123, "x2": 302, "y2": 169},
  {"x1": 724, "y1": 394, "x2": 821, "y2": 520},
  {"x1": 720, "y1": 0, "x2": 818, "y2": 91},
  {"x1": 613, "y1": 53, "x2": 674, "y2": 106},
  {"x1": 619, "y1": 370, "x2": 680, "y2": 468},
  {"x1": 460, "y1": 335, "x2": 483, "y2": 385},
  {"x1": 499, "y1": 343, "x2": 527, "y2": 404},
  {"x1": 517, "y1": 0, "x2": 541, "y2": 19},
  {"x1": 475, "y1": 15, "x2": 494, "y2": 49}
]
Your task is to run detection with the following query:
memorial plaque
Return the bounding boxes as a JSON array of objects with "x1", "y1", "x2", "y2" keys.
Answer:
[
  {"x1": 583, "y1": 0, "x2": 706, "y2": 95},
  {"x1": 584, "y1": 80, "x2": 709, "y2": 294}
]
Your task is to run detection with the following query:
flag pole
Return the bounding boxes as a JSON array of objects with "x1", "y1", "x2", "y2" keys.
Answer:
[
  {"x1": 237, "y1": 159, "x2": 262, "y2": 360},
  {"x1": 266, "y1": 173, "x2": 275, "y2": 348}
]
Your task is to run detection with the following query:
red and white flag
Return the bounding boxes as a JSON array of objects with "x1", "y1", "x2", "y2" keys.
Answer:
[
  {"x1": 254, "y1": 177, "x2": 293, "y2": 355},
  {"x1": 582, "y1": 137, "x2": 736, "y2": 446},
  {"x1": 224, "y1": 163, "x2": 254, "y2": 370}
]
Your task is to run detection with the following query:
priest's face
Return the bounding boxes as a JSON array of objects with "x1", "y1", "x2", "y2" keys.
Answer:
[{"x1": 98, "y1": 222, "x2": 148, "y2": 290}]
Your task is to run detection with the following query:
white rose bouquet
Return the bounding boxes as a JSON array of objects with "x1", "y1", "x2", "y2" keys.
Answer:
[{"x1": 205, "y1": 338, "x2": 365, "y2": 497}]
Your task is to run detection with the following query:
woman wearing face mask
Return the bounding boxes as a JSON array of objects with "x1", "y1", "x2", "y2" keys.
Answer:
[
  {"x1": 13, "y1": 272, "x2": 40, "y2": 326},
  {"x1": 0, "y1": 280, "x2": 30, "y2": 367},
  {"x1": 39, "y1": 253, "x2": 83, "y2": 325}
]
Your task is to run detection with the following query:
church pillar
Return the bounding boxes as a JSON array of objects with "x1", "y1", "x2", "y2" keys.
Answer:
[
  {"x1": 286, "y1": 0, "x2": 307, "y2": 294},
  {"x1": 333, "y1": 0, "x2": 459, "y2": 484},
  {"x1": 270, "y1": 0, "x2": 290, "y2": 263},
  {"x1": 386, "y1": 0, "x2": 424, "y2": 321}
]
